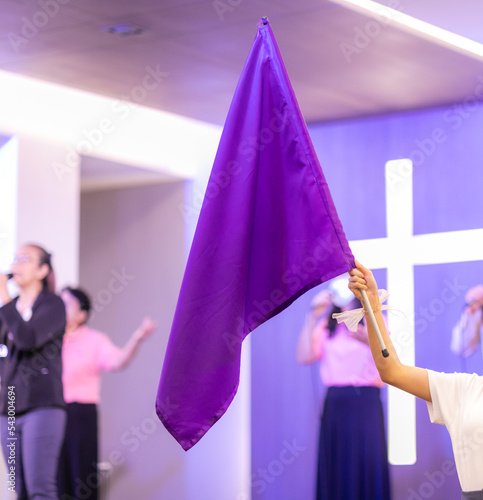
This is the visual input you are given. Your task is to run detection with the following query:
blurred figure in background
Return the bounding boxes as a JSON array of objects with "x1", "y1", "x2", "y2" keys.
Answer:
[
  {"x1": 58, "y1": 286, "x2": 156, "y2": 500},
  {"x1": 451, "y1": 285, "x2": 483, "y2": 360},
  {"x1": 297, "y1": 275, "x2": 391, "y2": 500}
]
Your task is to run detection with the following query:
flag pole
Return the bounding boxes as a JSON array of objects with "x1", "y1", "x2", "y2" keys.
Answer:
[{"x1": 360, "y1": 289, "x2": 389, "y2": 357}]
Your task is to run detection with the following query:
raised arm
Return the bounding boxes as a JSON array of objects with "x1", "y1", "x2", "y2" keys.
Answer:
[
  {"x1": 450, "y1": 304, "x2": 482, "y2": 357},
  {"x1": 109, "y1": 316, "x2": 157, "y2": 371},
  {"x1": 348, "y1": 261, "x2": 431, "y2": 402},
  {"x1": 296, "y1": 290, "x2": 332, "y2": 364}
]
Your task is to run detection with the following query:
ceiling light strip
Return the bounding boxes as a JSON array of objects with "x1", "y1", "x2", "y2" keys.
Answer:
[{"x1": 330, "y1": 0, "x2": 483, "y2": 61}]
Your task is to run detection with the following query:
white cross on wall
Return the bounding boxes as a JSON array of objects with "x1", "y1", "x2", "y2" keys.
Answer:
[{"x1": 350, "y1": 159, "x2": 483, "y2": 465}]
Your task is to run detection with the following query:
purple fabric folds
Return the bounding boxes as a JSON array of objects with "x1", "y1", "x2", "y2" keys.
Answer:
[{"x1": 156, "y1": 19, "x2": 355, "y2": 451}]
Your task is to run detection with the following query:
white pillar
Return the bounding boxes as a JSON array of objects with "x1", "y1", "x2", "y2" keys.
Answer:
[
  {"x1": 0, "y1": 137, "x2": 18, "y2": 279},
  {"x1": 15, "y1": 134, "x2": 80, "y2": 287},
  {"x1": 183, "y1": 168, "x2": 251, "y2": 500}
]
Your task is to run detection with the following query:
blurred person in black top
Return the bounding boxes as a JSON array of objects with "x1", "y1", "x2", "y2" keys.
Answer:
[{"x1": 0, "y1": 243, "x2": 66, "y2": 500}]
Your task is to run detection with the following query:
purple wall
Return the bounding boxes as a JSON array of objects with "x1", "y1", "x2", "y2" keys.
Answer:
[{"x1": 251, "y1": 103, "x2": 483, "y2": 500}]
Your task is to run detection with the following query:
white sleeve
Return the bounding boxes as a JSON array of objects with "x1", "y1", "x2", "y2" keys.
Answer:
[{"x1": 427, "y1": 370, "x2": 472, "y2": 427}]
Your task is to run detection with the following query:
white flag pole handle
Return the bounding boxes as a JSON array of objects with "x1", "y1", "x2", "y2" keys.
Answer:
[{"x1": 360, "y1": 289, "x2": 389, "y2": 358}]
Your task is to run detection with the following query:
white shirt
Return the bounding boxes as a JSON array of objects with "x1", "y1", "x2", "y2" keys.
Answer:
[{"x1": 427, "y1": 369, "x2": 483, "y2": 491}]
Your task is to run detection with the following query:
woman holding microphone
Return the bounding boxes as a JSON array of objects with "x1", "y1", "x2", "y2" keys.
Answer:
[{"x1": 0, "y1": 243, "x2": 66, "y2": 499}]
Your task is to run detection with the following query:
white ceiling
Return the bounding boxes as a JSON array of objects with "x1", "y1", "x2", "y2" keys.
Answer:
[
  {"x1": 1, "y1": 0, "x2": 482, "y2": 189},
  {"x1": 1, "y1": 0, "x2": 482, "y2": 128}
]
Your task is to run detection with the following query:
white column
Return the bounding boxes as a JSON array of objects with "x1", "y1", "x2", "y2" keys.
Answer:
[
  {"x1": 15, "y1": 134, "x2": 80, "y2": 288},
  {"x1": 0, "y1": 137, "x2": 18, "y2": 281},
  {"x1": 184, "y1": 170, "x2": 251, "y2": 500},
  {"x1": 185, "y1": 342, "x2": 251, "y2": 500}
]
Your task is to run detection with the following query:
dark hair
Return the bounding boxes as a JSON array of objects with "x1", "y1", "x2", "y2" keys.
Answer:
[
  {"x1": 327, "y1": 299, "x2": 365, "y2": 337},
  {"x1": 62, "y1": 286, "x2": 92, "y2": 323},
  {"x1": 26, "y1": 243, "x2": 55, "y2": 293},
  {"x1": 327, "y1": 305, "x2": 342, "y2": 337}
]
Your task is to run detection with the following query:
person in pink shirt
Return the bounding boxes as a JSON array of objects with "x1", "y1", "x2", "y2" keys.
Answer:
[
  {"x1": 297, "y1": 276, "x2": 391, "y2": 500},
  {"x1": 58, "y1": 286, "x2": 156, "y2": 500}
]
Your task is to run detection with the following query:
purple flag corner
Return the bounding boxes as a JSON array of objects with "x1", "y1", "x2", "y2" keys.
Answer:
[{"x1": 156, "y1": 18, "x2": 355, "y2": 451}]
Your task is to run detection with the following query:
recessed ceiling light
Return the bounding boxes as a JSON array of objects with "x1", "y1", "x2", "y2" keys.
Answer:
[{"x1": 102, "y1": 22, "x2": 146, "y2": 36}]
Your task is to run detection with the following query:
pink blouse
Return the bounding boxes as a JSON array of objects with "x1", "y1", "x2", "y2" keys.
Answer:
[
  {"x1": 62, "y1": 325, "x2": 122, "y2": 404},
  {"x1": 318, "y1": 321, "x2": 383, "y2": 388}
]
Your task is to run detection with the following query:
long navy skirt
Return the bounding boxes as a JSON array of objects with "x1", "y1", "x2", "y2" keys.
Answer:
[{"x1": 316, "y1": 386, "x2": 391, "y2": 500}]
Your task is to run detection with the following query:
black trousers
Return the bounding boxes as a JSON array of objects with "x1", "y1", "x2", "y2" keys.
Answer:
[{"x1": 58, "y1": 403, "x2": 99, "y2": 500}]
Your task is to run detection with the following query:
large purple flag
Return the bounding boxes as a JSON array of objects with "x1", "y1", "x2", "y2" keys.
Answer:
[{"x1": 156, "y1": 18, "x2": 354, "y2": 451}]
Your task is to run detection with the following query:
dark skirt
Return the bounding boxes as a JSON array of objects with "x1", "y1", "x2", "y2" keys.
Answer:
[
  {"x1": 316, "y1": 386, "x2": 391, "y2": 500},
  {"x1": 58, "y1": 402, "x2": 99, "y2": 500}
]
